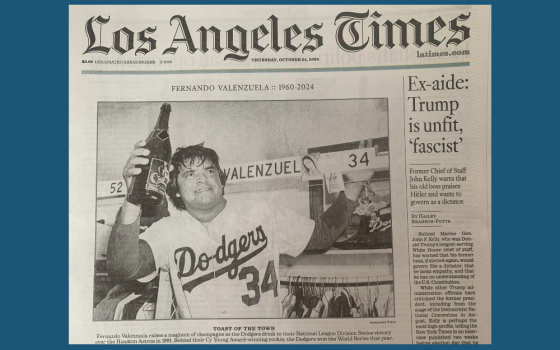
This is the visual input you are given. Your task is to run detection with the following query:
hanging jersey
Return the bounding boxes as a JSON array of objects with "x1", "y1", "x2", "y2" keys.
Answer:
[{"x1": 140, "y1": 199, "x2": 314, "y2": 318}]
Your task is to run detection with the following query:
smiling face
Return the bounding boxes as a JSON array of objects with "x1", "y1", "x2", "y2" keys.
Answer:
[{"x1": 176, "y1": 157, "x2": 226, "y2": 214}]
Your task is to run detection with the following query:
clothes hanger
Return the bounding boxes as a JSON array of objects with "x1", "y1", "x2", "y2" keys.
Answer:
[
  {"x1": 347, "y1": 277, "x2": 354, "y2": 308},
  {"x1": 355, "y1": 277, "x2": 362, "y2": 307},
  {"x1": 282, "y1": 277, "x2": 292, "y2": 308},
  {"x1": 372, "y1": 275, "x2": 379, "y2": 317},
  {"x1": 335, "y1": 277, "x2": 339, "y2": 297},
  {"x1": 313, "y1": 277, "x2": 317, "y2": 298},
  {"x1": 338, "y1": 277, "x2": 344, "y2": 296},
  {"x1": 368, "y1": 276, "x2": 372, "y2": 315}
]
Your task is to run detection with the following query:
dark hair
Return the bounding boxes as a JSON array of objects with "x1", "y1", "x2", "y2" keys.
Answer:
[
  {"x1": 302, "y1": 155, "x2": 317, "y2": 173},
  {"x1": 166, "y1": 144, "x2": 228, "y2": 210}
]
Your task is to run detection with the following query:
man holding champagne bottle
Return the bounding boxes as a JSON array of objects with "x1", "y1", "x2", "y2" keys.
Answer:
[{"x1": 108, "y1": 124, "x2": 373, "y2": 318}]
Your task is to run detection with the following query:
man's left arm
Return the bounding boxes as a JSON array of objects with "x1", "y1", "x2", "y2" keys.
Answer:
[
  {"x1": 302, "y1": 140, "x2": 376, "y2": 251},
  {"x1": 277, "y1": 143, "x2": 374, "y2": 255},
  {"x1": 303, "y1": 182, "x2": 363, "y2": 251}
]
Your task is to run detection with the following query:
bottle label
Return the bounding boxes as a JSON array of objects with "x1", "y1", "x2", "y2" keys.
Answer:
[
  {"x1": 146, "y1": 158, "x2": 170, "y2": 195},
  {"x1": 156, "y1": 130, "x2": 169, "y2": 141}
]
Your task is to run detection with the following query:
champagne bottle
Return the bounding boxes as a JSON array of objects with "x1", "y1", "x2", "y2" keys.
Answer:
[{"x1": 127, "y1": 103, "x2": 172, "y2": 206}]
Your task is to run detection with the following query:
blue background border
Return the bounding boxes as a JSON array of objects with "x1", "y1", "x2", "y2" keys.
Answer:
[{"x1": 6, "y1": 0, "x2": 556, "y2": 348}]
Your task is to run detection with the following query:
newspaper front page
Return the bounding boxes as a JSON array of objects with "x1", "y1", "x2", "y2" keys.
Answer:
[{"x1": 69, "y1": 5, "x2": 491, "y2": 344}]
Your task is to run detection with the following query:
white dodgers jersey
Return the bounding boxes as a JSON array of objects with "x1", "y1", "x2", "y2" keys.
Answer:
[{"x1": 141, "y1": 200, "x2": 314, "y2": 319}]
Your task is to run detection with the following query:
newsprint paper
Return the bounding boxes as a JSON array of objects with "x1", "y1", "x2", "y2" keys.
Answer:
[{"x1": 69, "y1": 5, "x2": 491, "y2": 344}]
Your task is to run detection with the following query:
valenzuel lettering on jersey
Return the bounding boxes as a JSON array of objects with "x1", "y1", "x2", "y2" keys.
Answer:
[{"x1": 173, "y1": 225, "x2": 267, "y2": 292}]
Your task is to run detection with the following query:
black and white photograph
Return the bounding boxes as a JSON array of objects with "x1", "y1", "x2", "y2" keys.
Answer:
[{"x1": 94, "y1": 99, "x2": 394, "y2": 320}]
